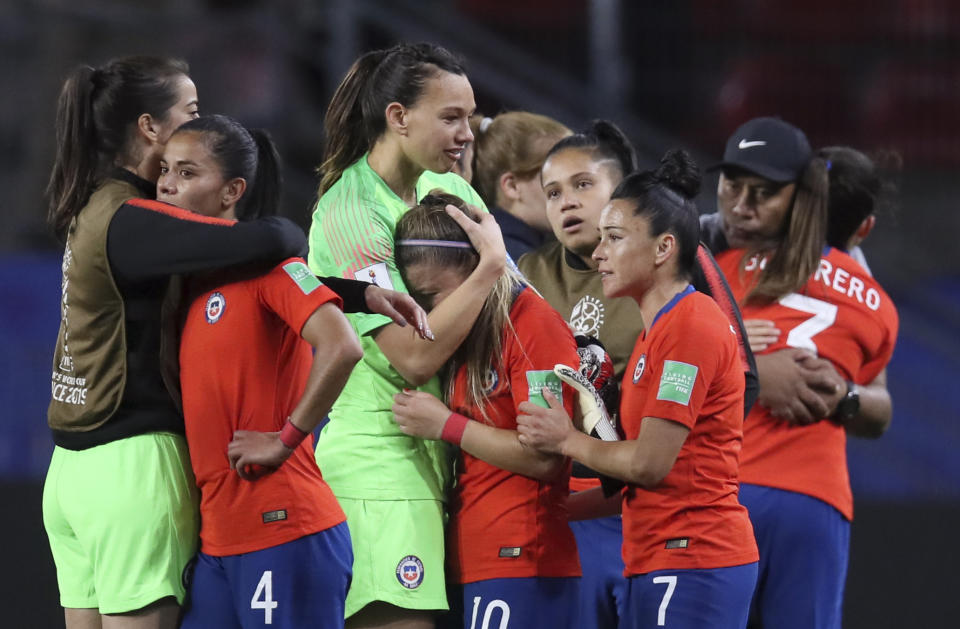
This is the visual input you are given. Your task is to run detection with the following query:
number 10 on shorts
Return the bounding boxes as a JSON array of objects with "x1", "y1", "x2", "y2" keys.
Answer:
[{"x1": 252, "y1": 570, "x2": 278, "y2": 624}]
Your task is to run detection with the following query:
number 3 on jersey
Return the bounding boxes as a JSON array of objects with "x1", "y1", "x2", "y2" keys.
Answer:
[
  {"x1": 251, "y1": 570, "x2": 278, "y2": 624},
  {"x1": 778, "y1": 294, "x2": 837, "y2": 353}
]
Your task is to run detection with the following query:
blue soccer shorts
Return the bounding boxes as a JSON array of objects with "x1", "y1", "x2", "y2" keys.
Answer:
[
  {"x1": 622, "y1": 563, "x2": 758, "y2": 629},
  {"x1": 739, "y1": 483, "x2": 851, "y2": 629},
  {"x1": 442, "y1": 576, "x2": 580, "y2": 629},
  {"x1": 180, "y1": 522, "x2": 352, "y2": 629},
  {"x1": 570, "y1": 515, "x2": 627, "y2": 628}
]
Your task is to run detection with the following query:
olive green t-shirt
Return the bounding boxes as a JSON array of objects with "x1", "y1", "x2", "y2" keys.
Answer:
[{"x1": 518, "y1": 241, "x2": 644, "y2": 380}]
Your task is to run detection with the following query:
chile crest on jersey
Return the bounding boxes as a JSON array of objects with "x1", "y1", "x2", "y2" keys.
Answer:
[
  {"x1": 205, "y1": 292, "x2": 226, "y2": 324},
  {"x1": 633, "y1": 353, "x2": 647, "y2": 384}
]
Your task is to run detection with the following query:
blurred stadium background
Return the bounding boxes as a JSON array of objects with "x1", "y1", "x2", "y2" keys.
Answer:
[{"x1": 1, "y1": 1, "x2": 958, "y2": 626}]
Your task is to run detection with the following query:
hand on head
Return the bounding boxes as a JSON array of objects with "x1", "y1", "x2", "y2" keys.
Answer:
[{"x1": 444, "y1": 204, "x2": 507, "y2": 275}]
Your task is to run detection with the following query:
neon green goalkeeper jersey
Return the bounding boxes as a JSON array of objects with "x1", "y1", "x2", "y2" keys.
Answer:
[{"x1": 307, "y1": 154, "x2": 486, "y2": 500}]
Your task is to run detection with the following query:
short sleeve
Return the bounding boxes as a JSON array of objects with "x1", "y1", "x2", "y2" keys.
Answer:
[
  {"x1": 308, "y1": 191, "x2": 409, "y2": 337},
  {"x1": 855, "y1": 300, "x2": 899, "y2": 384},
  {"x1": 257, "y1": 259, "x2": 343, "y2": 336},
  {"x1": 635, "y1": 317, "x2": 727, "y2": 430},
  {"x1": 505, "y1": 293, "x2": 578, "y2": 418}
]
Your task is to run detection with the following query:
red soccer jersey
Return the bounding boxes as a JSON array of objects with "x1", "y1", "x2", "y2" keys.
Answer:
[
  {"x1": 446, "y1": 288, "x2": 582, "y2": 583},
  {"x1": 179, "y1": 258, "x2": 346, "y2": 556},
  {"x1": 620, "y1": 288, "x2": 757, "y2": 575},
  {"x1": 716, "y1": 247, "x2": 899, "y2": 520}
]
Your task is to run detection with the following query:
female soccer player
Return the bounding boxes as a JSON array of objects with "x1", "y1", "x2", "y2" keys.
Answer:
[
  {"x1": 41, "y1": 55, "x2": 427, "y2": 629},
  {"x1": 711, "y1": 126, "x2": 899, "y2": 629},
  {"x1": 307, "y1": 43, "x2": 507, "y2": 627},
  {"x1": 41, "y1": 56, "x2": 306, "y2": 629},
  {"x1": 470, "y1": 111, "x2": 571, "y2": 259},
  {"x1": 390, "y1": 193, "x2": 582, "y2": 628},
  {"x1": 515, "y1": 119, "x2": 642, "y2": 627},
  {"x1": 517, "y1": 150, "x2": 759, "y2": 629},
  {"x1": 520, "y1": 120, "x2": 757, "y2": 628},
  {"x1": 156, "y1": 114, "x2": 358, "y2": 629}
]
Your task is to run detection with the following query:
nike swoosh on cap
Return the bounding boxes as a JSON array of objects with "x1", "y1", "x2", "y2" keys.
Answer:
[{"x1": 738, "y1": 140, "x2": 767, "y2": 149}]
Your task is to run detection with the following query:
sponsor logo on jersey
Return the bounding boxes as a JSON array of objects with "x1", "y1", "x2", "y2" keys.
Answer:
[
  {"x1": 262, "y1": 509, "x2": 287, "y2": 523},
  {"x1": 282, "y1": 261, "x2": 322, "y2": 295},
  {"x1": 657, "y1": 360, "x2": 698, "y2": 405},
  {"x1": 499, "y1": 546, "x2": 522, "y2": 558},
  {"x1": 665, "y1": 537, "x2": 690, "y2": 549},
  {"x1": 205, "y1": 292, "x2": 226, "y2": 324},
  {"x1": 633, "y1": 354, "x2": 646, "y2": 383},
  {"x1": 570, "y1": 295, "x2": 604, "y2": 337},
  {"x1": 354, "y1": 262, "x2": 394, "y2": 290},
  {"x1": 396, "y1": 555, "x2": 424, "y2": 589}
]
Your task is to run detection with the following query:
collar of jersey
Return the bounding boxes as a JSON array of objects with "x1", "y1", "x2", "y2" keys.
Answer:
[{"x1": 649, "y1": 284, "x2": 695, "y2": 332}]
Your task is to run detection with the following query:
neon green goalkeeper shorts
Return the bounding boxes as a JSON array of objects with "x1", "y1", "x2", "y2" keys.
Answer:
[
  {"x1": 338, "y1": 497, "x2": 448, "y2": 618},
  {"x1": 42, "y1": 432, "x2": 199, "y2": 613}
]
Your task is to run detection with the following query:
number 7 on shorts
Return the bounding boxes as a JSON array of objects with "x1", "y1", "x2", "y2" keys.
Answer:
[{"x1": 652, "y1": 575, "x2": 677, "y2": 626}]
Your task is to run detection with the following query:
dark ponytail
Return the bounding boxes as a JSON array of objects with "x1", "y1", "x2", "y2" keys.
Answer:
[
  {"x1": 318, "y1": 43, "x2": 467, "y2": 195},
  {"x1": 610, "y1": 148, "x2": 701, "y2": 279},
  {"x1": 818, "y1": 146, "x2": 899, "y2": 250},
  {"x1": 545, "y1": 119, "x2": 638, "y2": 180},
  {"x1": 174, "y1": 115, "x2": 281, "y2": 221},
  {"x1": 46, "y1": 56, "x2": 190, "y2": 236},
  {"x1": 47, "y1": 66, "x2": 98, "y2": 235},
  {"x1": 247, "y1": 129, "x2": 282, "y2": 220},
  {"x1": 318, "y1": 50, "x2": 388, "y2": 196}
]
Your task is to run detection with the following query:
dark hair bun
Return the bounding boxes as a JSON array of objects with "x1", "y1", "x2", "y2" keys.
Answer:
[
  {"x1": 654, "y1": 148, "x2": 701, "y2": 200},
  {"x1": 588, "y1": 119, "x2": 638, "y2": 175}
]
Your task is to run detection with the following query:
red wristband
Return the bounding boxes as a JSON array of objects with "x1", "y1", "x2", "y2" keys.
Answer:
[
  {"x1": 279, "y1": 417, "x2": 309, "y2": 450},
  {"x1": 440, "y1": 412, "x2": 470, "y2": 446}
]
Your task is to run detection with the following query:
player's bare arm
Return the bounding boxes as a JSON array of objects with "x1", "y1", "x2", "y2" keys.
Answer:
[
  {"x1": 823, "y1": 367, "x2": 892, "y2": 438},
  {"x1": 391, "y1": 389, "x2": 564, "y2": 481},
  {"x1": 228, "y1": 303, "x2": 362, "y2": 478},
  {"x1": 376, "y1": 207, "x2": 506, "y2": 385},
  {"x1": 517, "y1": 389, "x2": 689, "y2": 488},
  {"x1": 363, "y1": 284, "x2": 433, "y2": 340}
]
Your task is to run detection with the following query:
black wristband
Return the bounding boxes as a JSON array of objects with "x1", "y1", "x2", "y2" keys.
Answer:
[{"x1": 833, "y1": 381, "x2": 860, "y2": 422}]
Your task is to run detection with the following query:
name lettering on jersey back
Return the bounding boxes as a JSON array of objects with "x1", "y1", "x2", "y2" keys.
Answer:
[
  {"x1": 814, "y1": 258, "x2": 882, "y2": 311},
  {"x1": 744, "y1": 254, "x2": 882, "y2": 312}
]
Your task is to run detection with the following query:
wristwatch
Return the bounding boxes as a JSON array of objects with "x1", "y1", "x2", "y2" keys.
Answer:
[{"x1": 833, "y1": 381, "x2": 860, "y2": 423}]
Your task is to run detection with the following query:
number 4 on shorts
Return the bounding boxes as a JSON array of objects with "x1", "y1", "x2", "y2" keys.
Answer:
[
  {"x1": 252, "y1": 570, "x2": 278, "y2": 625},
  {"x1": 652, "y1": 575, "x2": 677, "y2": 627}
]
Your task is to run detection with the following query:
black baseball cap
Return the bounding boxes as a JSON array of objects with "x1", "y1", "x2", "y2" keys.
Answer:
[{"x1": 709, "y1": 117, "x2": 812, "y2": 183}]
